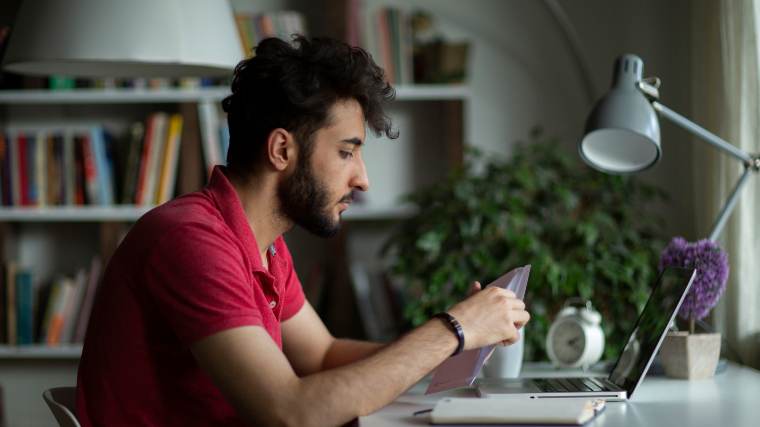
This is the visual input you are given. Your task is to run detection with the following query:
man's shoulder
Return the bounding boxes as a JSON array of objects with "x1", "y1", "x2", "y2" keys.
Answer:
[{"x1": 134, "y1": 191, "x2": 231, "y2": 243}]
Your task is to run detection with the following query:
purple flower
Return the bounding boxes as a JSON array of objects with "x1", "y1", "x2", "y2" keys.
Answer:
[{"x1": 658, "y1": 237, "x2": 729, "y2": 321}]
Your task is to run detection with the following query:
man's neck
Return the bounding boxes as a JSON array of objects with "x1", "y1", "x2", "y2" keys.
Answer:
[{"x1": 227, "y1": 169, "x2": 292, "y2": 264}]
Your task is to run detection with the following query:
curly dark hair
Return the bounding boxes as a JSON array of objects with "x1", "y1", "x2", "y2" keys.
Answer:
[{"x1": 222, "y1": 35, "x2": 397, "y2": 176}]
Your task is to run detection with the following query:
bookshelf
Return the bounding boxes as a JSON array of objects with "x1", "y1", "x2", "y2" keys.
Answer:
[{"x1": 0, "y1": 344, "x2": 81, "y2": 360}]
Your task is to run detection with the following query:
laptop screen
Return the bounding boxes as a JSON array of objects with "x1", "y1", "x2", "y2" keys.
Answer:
[{"x1": 608, "y1": 266, "x2": 696, "y2": 397}]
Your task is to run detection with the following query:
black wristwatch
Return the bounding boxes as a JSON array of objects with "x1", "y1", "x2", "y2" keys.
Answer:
[{"x1": 433, "y1": 312, "x2": 465, "y2": 356}]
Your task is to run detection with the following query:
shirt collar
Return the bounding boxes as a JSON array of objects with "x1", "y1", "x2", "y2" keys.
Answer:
[{"x1": 205, "y1": 166, "x2": 279, "y2": 275}]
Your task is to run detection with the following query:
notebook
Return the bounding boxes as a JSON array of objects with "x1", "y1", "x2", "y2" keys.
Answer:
[{"x1": 429, "y1": 397, "x2": 605, "y2": 425}]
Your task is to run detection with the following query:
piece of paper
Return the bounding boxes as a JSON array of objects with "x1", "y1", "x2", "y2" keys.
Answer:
[{"x1": 425, "y1": 265, "x2": 531, "y2": 394}]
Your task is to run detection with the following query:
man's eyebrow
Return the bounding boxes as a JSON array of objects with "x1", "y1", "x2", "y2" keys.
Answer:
[{"x1": 340, "y1": 137, "x2": 363, "y2": 146}]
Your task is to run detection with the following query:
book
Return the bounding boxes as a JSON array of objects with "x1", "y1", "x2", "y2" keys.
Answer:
[
  {"x1": 34, "y1": 131, "x2": 47, "y2": 206},
  {"x1": 46, "y1": 277, "x2": 74, "y2": 346},
  {"x1": 155, "y1": 114, "x2": 183, "y2": 204},
  {"x1": 17, "y1": 133, "x2": 29, "y2": 206},
  {"x1": 73, "y1": 257, "x2": 102, "y2": 343},
  {"x1": 80, "y1": 132, "x2": 100, "y2": 205},
  {"x1": 120, "y1": 122, "x2": 145, "y2": 204},
  {"x1": 143, "y1": 113, "x2": 168, "y2": 205},
  {"x1": 63, "y1": 131, "x2": 76, "y2": 205},
  {"x1": 90, "y1": 127, "x2": 114, "y2": 205},
  {"x1": 429, "y1": 397, "x2": 605, "y2": 425},
  {"x1": 0, "y1": 264, "x2": 6, "y2": 343},
  {"x1": 14, "y1": 269, "x2": 33, "y2": 345},
  {"x1": 198, "y1": 101, "x2": 222, "y2": 175},
  {"x1": 60, "y1": 269, "x2": 87, "y2": 344}
]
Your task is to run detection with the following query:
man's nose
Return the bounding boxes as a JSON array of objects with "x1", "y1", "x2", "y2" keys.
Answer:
[{"x1": 352, "y1": 158, "x2": 369, "y2": 192}]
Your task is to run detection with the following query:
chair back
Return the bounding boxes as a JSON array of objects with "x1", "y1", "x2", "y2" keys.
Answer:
[{"x1": 42, "y1": 387, "x2": 81, "y2": 427}]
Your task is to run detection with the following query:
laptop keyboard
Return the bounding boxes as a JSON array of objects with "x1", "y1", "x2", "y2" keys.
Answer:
[{"x1": 533, "y1": 377, "x2": 610, "y2": 393}]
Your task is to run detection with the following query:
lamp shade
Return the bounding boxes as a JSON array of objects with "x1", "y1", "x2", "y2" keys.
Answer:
[
  {"x1": 579, "y1": 54, "x2": 661, "y2": 174},
  {"x1": 2, "y1": 0, "x2": 243, "y2": 77}
]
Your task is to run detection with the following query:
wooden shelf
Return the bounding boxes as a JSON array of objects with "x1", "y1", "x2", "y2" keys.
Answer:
[
  {"x1": 0, "y1": 206, "x2": 153, "y2": 222},
  {"x1": 0, "y1": 84, "x2": 470, "y2": 105},
  {"x1": 0, "y1": 205, "x2": 415, "y2": 222},
  {"x1": 0, "y1": 344, "x2": 82, "y2": 360},
  {"x1": 0, "y1": 87, "x2": 230, "y2": 104}
]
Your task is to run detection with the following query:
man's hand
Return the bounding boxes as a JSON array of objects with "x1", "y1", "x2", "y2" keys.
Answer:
[{"x1": 447, "y1": 282, "x2": 530, "y2": 350}]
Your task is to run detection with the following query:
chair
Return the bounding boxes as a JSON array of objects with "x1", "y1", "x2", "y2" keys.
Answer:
[{"x1": 42, "y1": 387, "x2": 81, "y2": 427}]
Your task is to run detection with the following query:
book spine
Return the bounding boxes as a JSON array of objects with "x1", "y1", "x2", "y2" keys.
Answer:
[
  {"x1": 9, "y1": 132, "x2": 20, "y2": 206},
  {"x1": 73, "y1": 257, "x2": 102, "y2": 343},
  {"x1": 26, "y1": 133, "x2": 37, "y2": 206},
  {"x1": 198, "y1": 101, "x2": 222, "y2": 176},
  {"x1": 35, "y1": 132, "x2": 47, "y2": 207},
  {"x1": 81, "y1": 133, "x2": 100, "y2": 205},
  {"x1": 143, "y1": 112, "x2": 168, "y2": 206},
  {"x1": 17, "y1": 133, "x2": 30, "y2": 206},
  {"x1": 121, "y1": 122, "x2": 144, "y2": 204},
  {"x1": 135, "y1": 114, "x2": 156, "y2": 205},
  {"x1": 0, "y1": 264, "x2": 7, "y2": 343},
  {"x1": 73, "y1": 134, "x2": 86, "y2": 205},
  {"x1": 0, "y1": 132, "x2": 8, "y2": 206},
  {"x1": 156, "y1": 114, "x2": 183, "y2": 204},
  {"x1": 63, "y1": 132, "x2": 76, "y2": 205},
  {"x1": 91, "y1": 127, "x2": 114, "y2": 205},
  {"x1": 14, "y1": 270, "x2": 34, "y2": 345}
]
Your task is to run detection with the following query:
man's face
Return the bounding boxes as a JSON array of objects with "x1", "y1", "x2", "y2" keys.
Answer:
[{"x1": 278, "y1": 99, "x2": 369, "y2": 237}]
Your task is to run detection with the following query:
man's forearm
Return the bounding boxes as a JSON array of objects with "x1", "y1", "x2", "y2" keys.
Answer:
[
  {"x1": 321, "y1": 339, "x2": 386, "y2": 371},
  {"x1": 289, "y1": 318, "x2": 456, "y2": 426}
]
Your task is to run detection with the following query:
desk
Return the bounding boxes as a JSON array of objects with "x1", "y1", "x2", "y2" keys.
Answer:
[{"x1": 360, "y1": 361, "x2": 760, "y2": 426}]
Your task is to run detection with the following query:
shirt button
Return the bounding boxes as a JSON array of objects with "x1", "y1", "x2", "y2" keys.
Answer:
[{"x1": 269, "y1": 300, "x2": 277, "y2": 309}]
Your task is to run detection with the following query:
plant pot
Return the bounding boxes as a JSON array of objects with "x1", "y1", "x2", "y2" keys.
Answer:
[
  {"x1": 482, "y1": 333, "x2": 524, "y2": 379},
  {"x1": 659, "y1": 331, "x2": 721, "y2": 379}
]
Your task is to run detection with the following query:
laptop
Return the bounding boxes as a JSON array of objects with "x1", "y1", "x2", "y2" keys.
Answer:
[{"x1": 476, "y1": 266, "x2": 697, "y2": 401}]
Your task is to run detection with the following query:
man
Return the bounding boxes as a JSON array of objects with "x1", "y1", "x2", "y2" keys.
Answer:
[{"x1": 77, "y1": 36, "x2": 530, "y2": 426}]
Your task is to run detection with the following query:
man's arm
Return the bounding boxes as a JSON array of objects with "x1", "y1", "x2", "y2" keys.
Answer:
[
  {"x1": 191, "y1": 286, "x2": 528, "y2": 427},
  {"x1": 281, "y1": 301, "x2": 384, "y2": 375}
]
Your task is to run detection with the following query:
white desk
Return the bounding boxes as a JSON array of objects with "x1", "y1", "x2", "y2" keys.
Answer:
[{"x1": 360, "y1": 361, "x2": 760, "y2": 426}]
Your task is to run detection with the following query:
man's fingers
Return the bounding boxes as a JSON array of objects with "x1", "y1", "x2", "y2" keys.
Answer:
[
  {"x1": 512, "y1": 310, "x2": 531, "y2": 328},
  {"x1": 467, "y1": 281, "x2": 482, "y2": 296}
]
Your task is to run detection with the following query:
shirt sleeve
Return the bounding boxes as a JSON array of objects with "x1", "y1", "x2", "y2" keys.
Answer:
[
  {"x1": 144, "y1": 222, "x2": 266, "y2": 346},
  {"x1": 275, "y1": 238, "x2": 306, "y2": 321}
]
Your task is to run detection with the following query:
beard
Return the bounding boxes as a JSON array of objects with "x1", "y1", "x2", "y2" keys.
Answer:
[{"x1": 277, "y1": 154, "x2": 350, "y2": 238}]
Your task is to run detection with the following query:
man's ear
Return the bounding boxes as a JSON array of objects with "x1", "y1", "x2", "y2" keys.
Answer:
[{"x1": 265, "y1": 128, "x2": 296, "y2": 171}]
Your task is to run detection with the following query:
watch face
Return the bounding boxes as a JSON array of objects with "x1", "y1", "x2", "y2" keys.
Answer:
[{"x1": 552, "y1": 320, "x2": 586, "y2": 365}]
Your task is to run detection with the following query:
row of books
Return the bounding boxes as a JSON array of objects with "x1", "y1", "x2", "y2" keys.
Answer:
[
  {"x1": 0, "y1": 112, "x2": 184, "y2": 207},
  {"x1": 347, "y1": 5, "x2": 414, "y2": 85},
  {"x1": 0, "y1": 258, "x2": 102, "y2": 346},
  {"x1": 234, "y1": 11, "x2": 307, "y2": 57}
]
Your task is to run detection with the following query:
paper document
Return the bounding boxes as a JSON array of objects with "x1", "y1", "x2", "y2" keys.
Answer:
[{"x1": 425, "y1": 265, "x2": 531, "y2": 394}]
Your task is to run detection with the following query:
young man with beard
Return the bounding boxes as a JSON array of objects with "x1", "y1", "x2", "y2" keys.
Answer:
[{"x1": 76, "y1": 36, "x2": 530, "y2": 426}]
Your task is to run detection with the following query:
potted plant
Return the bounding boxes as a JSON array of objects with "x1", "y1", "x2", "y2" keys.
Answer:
[
  {"x1": 658, "y1": 237, "x2": 729, "y2": 379},
  {"x1": 383, "y1": 128, "x2": 667, "y2": 363}
]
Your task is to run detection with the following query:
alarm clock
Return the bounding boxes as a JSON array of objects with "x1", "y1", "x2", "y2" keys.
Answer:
[{"x1": 546, "y1": 299, "x2": 605, "y2": 369}]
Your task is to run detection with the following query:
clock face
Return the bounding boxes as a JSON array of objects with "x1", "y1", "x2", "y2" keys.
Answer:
[{"x1": 551, "y1": 320, "x2": 586, "y2": 365}]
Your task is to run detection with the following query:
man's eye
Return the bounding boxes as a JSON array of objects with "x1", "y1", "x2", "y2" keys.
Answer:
[{"x1": 340, "y1": 150, "x2": 354, "y2": 159}]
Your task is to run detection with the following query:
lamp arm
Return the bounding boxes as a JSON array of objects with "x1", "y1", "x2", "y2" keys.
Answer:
[
  {"x1": 651, "y1": 101, "x2": 753, "y2": 163},
  {"x1": 707, "y1": 166, "x2": 754, "y2": 241},
  {"x1": 650, "y1": 100, "x2": 758, "y2": 241}
]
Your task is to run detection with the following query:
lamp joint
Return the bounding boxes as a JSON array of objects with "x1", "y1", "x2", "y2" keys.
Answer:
[
  {"x1": 638, "y1": 77, "x2": 661, "y2": 100},
  {"x1": 748, "y1": 155, "x2": 760, "y2": 172}
]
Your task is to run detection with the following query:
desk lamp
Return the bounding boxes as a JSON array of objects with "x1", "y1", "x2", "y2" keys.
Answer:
[{"x1": 579, "y1": 54, "x2": 760, "y2": 241}]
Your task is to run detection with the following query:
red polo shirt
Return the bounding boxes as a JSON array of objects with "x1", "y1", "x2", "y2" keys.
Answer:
[{"x1": 76, "y1": 167, "x2": 306, "y2": 426}]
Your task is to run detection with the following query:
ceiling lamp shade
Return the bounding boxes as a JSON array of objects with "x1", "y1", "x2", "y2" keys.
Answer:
[
  {"x1": 579, "y1": 54, "x2": 661, "y2": 174},
  {"x1": 2, "y1": 0, "x2": 243, "y2": 78}
]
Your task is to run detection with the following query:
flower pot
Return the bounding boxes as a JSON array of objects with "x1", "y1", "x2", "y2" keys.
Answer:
[{"x1": 659, "y1": 331, "x2": 721, "y2": 379}]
